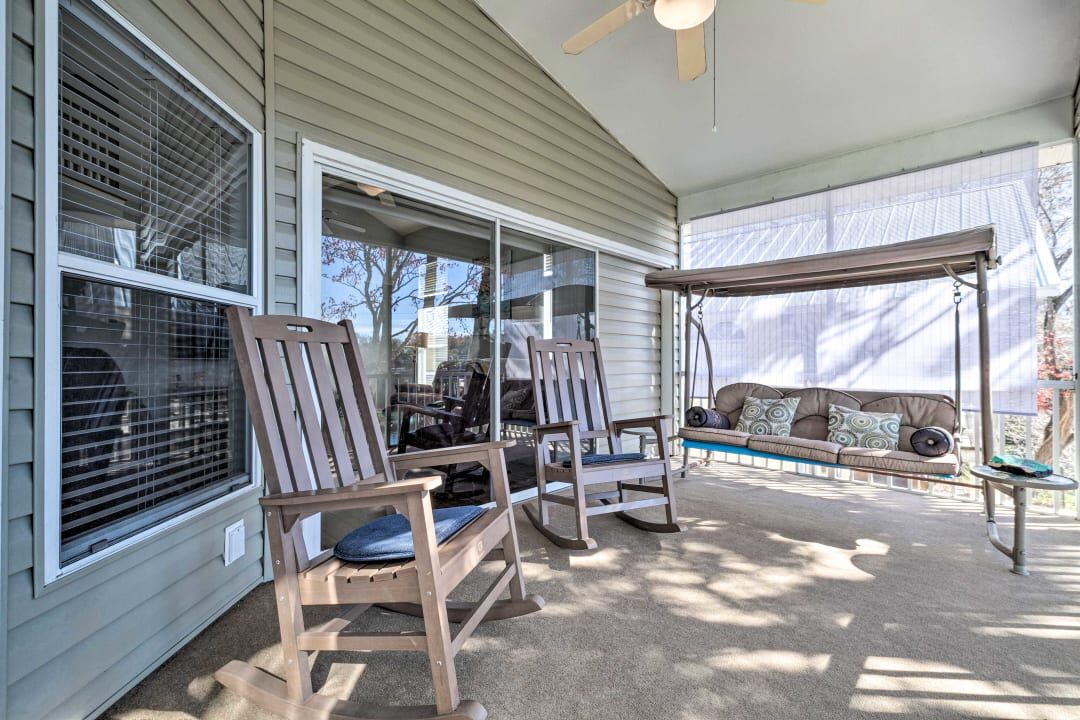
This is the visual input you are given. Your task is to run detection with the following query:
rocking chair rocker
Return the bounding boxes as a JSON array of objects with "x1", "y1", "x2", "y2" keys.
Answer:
[
  {"x1": 216, "y1": 308, "x2": 543, "y2": 720},
  {"x1": 523, "y1": 337, "x2": 685, "y2": 549}
]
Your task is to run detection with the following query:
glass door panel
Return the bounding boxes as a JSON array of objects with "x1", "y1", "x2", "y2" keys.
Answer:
[
  {"x1": 499, "y1": 228, "x2": 596, "y2": 490},
  {"x1": 319, "y1": 175, "x2": 494, "y2": 465}
]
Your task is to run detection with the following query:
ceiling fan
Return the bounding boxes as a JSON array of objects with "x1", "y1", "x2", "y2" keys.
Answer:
[{"x1": 563, "y1": 0, "x2": 825, "y2": 82}]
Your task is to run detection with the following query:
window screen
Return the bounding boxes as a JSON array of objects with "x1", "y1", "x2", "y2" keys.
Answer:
[
  {"x1": 55, "y1": 0, "x2": 254, "y2": 566},
  {"x1": 59, "y1": 2, "x2": 251, "y2": 293},
  {"x1": 60, "y1": 276, "x2": 249, "y2": 563}
]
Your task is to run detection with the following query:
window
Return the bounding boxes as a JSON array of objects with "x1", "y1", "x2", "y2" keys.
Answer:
[{"x1": 48, "y1": 0, "x2": 259, "y2": 576}]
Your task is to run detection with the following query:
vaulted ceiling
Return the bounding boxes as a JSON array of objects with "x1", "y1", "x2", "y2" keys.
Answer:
[{"x1": 475, "y1": 0, "x2": 1080, "y2": 197}]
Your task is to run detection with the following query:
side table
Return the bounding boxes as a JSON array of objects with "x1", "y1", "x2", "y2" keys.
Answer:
[{"x1": 970, "y1": 464, "x2": 1078, "y2": 576}]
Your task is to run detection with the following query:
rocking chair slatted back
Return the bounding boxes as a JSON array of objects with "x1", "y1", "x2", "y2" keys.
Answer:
[
  {"x1": 228, "y1": 309, "x2": 392, "y2": 548},
  {"x1": 527, "y1": 337, "x2": 622, "y2": 453}
]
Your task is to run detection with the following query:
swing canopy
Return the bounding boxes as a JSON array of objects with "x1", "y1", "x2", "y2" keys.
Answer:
[
  {"x1": 646, "y1": 224, "x2": 1000, "y2": 481},
  {"x1": 644, "y1": 226, "x2": 997, "y2": 297}
]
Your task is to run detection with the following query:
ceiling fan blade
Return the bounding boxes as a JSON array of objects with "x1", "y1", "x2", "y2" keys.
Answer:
[
  {"x1": 675, "y1": 23, "x2": 706, "y2": 81},
  {"x1": 562, "y1": 0, "x2": 645, "y2": 55}
]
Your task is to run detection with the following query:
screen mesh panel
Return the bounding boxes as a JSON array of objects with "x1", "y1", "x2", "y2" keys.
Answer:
[
  {"x1": 59, "y1": 2, "x2": 251, "y2": 293},
  {"x1": 60, "y1": 275, "x2": 248, "y2": 563},
  {"x1": 682, "y1": 148, "x2": 1040, "y2": 414}
]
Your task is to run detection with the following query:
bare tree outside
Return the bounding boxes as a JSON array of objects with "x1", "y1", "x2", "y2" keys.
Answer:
[
  {"x1": 320, "y1": 233, "x2": 485, "y2": 369},
  {"x1": 1032, "y1": 160, "x2": 1075, "y2": 467}
]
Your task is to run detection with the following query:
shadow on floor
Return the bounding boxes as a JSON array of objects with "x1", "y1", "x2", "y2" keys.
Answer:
[{"x1": 106, "y1": 464, "x2": 1080, "y2": 720}]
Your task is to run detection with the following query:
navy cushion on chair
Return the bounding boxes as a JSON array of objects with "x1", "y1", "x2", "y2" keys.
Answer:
[
  {"x1": 560, "y1": 452, "x2": 647, "y2": 468},
  {"x1": 333, "y1": 505, "x2": 486, "y2": 563}
]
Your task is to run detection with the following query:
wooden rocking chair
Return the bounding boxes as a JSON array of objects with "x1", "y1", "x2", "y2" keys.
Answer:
[
  {"x1": 522, "y1": 337, "x2": 684, "y2": 550},
  {"x1": 216, "y1": 308, "x2": 543, "y2": 720}
]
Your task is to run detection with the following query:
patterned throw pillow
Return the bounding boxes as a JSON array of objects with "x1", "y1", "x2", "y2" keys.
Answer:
[
  {"x1": 827, "y1": 404, "x2": 901, "y2": 450},
  {"x1": 734, "y1": 396, "x2": 800, "y2": 436}
]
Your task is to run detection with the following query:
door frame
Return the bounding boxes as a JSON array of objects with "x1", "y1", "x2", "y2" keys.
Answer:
[{"x1": 298, "y1": 138, "x2": 617, "y2": 427}]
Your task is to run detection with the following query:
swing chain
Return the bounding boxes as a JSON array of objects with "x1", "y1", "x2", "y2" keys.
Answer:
[{"x1": 953, "y1": 279, "x2": 963, "y2": 434}]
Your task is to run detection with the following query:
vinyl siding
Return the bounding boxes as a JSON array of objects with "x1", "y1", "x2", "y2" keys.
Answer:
[
  {"x1": 269, "y1": 0, "x2": 677, "y2": 422},
  {"x1": 4, "y1": 1, "x2": 678, "y2": 719},
  {"x1": 4, "y1": 2, "x2": 266, "y2": 720},
  {"x1": 599, "y1": 255, "x2": 665, "y2": 419}
]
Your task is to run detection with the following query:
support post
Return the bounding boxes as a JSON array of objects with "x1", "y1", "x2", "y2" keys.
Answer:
[
  {"x1": 681, "y1": 289, "x2": 692, "y2": 477},
  {"x1": 1073, "y1": 138, "x2": 1080, "y2": 520},
  {"x1": 976, "y1": 253, "x2": 994, "y2": 463}
]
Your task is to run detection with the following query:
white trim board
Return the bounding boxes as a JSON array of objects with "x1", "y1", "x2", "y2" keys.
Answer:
[
  {"x1": 301, "y1": 140, "x2": 665, "y2": 272},
  {"x1": 37, "y1": 0, "x2": 266, "y2": 588},
  {"x1": 679, "y1": 96, "x2": 1076, "y2": 223}
]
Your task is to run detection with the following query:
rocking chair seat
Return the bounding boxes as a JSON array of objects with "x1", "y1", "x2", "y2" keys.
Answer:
[
  {"x1": 334, "y1": 505, "x2": 486, "y2": 563},
  {"x1": 560, "y1": 452, "x2": 646, "y2": 467}
]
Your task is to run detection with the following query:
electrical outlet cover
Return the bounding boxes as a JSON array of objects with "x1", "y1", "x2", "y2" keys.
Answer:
[{"x1": 224, "y1": 519, "x2": 245, "y2": 566}]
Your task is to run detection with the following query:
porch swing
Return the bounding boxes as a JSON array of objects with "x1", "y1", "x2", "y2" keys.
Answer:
[{"x1": 644, "y1": 225, "x2": 1001, "y2": 488}]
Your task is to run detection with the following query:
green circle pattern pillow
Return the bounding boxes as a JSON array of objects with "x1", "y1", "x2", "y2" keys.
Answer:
[
  {"x1": 734, "y1": 396, "x2": 800, "y2": 436},
  {"x1": 827, "y1": 404, "x2": 901, "y2": 450}
]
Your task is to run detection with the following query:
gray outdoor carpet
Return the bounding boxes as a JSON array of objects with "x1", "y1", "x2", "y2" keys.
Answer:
[{"x1": 106, "y1": 463, "x2": 1080, "y2": 719}]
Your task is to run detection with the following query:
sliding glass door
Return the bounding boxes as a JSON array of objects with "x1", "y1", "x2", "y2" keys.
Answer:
[
  {"x1": 317, "y1": 174, "x2": 597, "y2": 499},
  {"x1": 319, "y1": 175, "x2": 494, "y2": 460}
]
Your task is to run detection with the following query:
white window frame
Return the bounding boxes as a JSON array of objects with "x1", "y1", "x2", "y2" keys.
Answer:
[{"x1": 39, "y1": 0, "x2": 264, "y2": 585}]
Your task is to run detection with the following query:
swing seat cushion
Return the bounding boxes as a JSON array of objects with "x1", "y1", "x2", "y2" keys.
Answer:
[
  {"x1": 333, "y1": 505, "x2": 486, "y2": 563},
  {"x1": 747, "y1": 435, "x2": 843, "y2": 465},
  {"x1": 839, "y1": 447, "x2": 960, "y2": 475},
  {"x1": 679, "y1": 427, "x2": 750, "y2": 446}
]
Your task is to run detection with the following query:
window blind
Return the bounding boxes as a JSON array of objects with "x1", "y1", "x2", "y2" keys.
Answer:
[
  {"x1": 60, "y1": 276, "x2": 248, "y2": 563},
  {"x1": 59, "y1": 3, "x2": 251, "y2": 293},
  {"x1": 56, "y1": 0, "x2": 254, "y2": 565}
]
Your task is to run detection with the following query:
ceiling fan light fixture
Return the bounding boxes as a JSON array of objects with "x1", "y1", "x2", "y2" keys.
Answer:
[{"x1": 653, "y1": 0, "x2": 715, "y2": 30}]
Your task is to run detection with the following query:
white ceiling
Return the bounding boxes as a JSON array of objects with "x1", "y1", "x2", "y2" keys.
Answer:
[{"x1": 475, "y1": 0, "x2": 1080, "y2": 197}]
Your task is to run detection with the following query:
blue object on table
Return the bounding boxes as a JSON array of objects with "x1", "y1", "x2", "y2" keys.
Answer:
[
  {"x1": 989, "y1": 454, "x2": 1052, "y2": 478},
  {"x1": 333, "y1": 505, "x2": 485, "y2": 563},
  {"x1": 561, "y1": 452, "x2": 647, "y2": 468}
]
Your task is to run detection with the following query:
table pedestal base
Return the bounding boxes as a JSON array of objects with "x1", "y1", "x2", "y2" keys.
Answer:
[{"x1": 983, "y1": 480, "x2": 1028, "y2": 576}]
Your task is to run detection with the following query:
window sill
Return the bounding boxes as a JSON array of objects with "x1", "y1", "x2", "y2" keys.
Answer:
[{"x1": 36, "y1": 480, "x2": 260, "y2": 597}]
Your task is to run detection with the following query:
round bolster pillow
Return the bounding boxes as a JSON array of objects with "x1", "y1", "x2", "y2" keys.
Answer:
[
  {"x1": 911, "y1": 426, "x2": 954, "y2": 457},
  {"x1": 686, "y1": 406, "x2": 730, "y2": 430}
]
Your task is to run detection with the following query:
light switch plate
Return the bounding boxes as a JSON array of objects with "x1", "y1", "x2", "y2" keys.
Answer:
[{"x1": 224, "y1": 519, "x2": 245, "y2": 566}]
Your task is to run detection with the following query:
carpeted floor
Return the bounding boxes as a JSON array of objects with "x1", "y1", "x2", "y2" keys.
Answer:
[{"x1": 106, "y1": 464, "x2": 1080, "y2": 720}]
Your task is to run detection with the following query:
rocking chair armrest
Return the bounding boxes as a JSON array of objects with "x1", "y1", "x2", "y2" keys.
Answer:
[
  {"x1": 390, "y1": 440, "x2": 517, "y2": 471},
  {"x1": 613, "y1": 414, "x2": 672, "y2": 432},
  {"x1": 397, "y1": 403, "x2": 462, "y2": 424},
  {"x1": 259, "y1": 475, "x2": 444, "y2": 509},
  {"x1": 533, "y1": 420, "x2": 580, "y2": 445}
]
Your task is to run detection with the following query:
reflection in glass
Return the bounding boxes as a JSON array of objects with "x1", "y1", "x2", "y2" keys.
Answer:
[
  {"x1": 60, "y1": 276, "x2": 247, "y2": 563},
  {"x1": 319, "y1": 176, "x2": 494, "y2": 495},
  {"x1": 499, "y1": 230, "x2": 596, "y2": 489},
  {"x1": 59, "y1": 3, "x2": 252, "y2": 293}
]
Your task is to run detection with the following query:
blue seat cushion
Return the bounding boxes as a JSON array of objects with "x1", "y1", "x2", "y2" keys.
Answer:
[
  {"x1": 333, "y1": 505, "x2": 486, "y2": 564},
  {"x1": 560, "y1": 452, "x2": 647, "y2": 468}
]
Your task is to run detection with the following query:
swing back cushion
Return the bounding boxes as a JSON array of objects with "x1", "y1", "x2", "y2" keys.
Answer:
[
  {"x1": 826, "y1": 404, "x2": 901, "y2": 450},
  {"x1": 682, "y1": 382, "x2": 960, "y2": 475}
]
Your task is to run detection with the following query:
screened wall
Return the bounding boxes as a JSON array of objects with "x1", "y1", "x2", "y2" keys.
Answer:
[{"x1": 683, "y1": 148, "x2": 1041, "y2": 414}]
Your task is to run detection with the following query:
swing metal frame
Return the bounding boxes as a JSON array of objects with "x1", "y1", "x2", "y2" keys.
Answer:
[{"x1": 645, "y1": 226, "x2": 1000, "y2": 484}]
